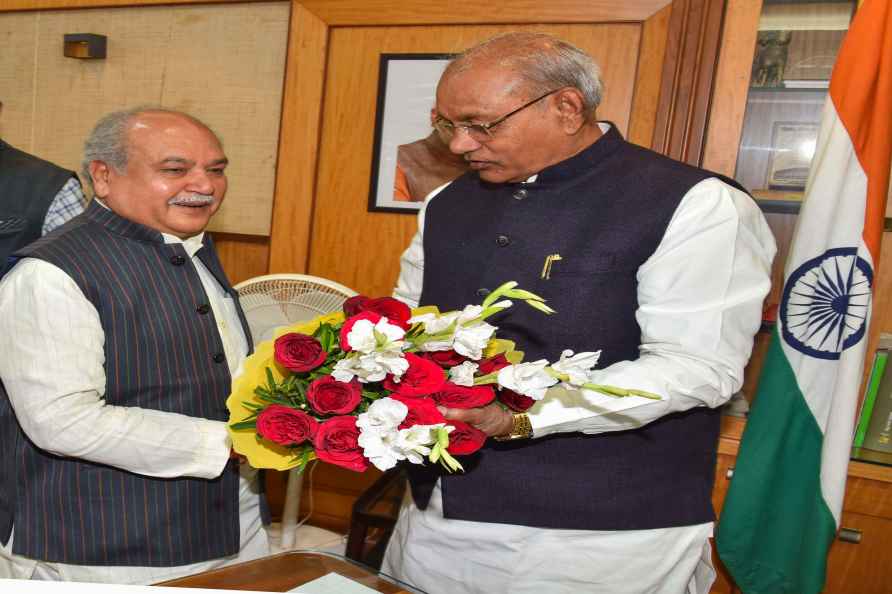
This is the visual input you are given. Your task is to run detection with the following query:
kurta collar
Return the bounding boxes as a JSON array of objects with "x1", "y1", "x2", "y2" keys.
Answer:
[{"x1": 86, "y1": 199, "x2": 208, "y2": 252}]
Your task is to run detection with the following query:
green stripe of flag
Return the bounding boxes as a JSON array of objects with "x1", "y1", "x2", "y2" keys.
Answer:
[{"x1": 717, "y1": 328, "x2": 837, "y2": 594}]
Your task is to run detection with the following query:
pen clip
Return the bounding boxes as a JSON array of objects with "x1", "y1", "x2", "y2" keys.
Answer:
[{"x1": 540, "y1": 254, "x2": 562, "y2": 280}]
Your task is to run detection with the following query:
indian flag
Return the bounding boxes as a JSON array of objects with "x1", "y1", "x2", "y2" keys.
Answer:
[{"x1": 715, "y1": 1, "x2": 892, "y2": 593}]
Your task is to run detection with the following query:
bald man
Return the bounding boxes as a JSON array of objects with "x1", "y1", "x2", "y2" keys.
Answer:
[
  {"x1": 386, "y1": 32, "x2": 776, "y2": 594},
  {"x1": 0, "y1": 107, "x2": 269, "y2": 584}
]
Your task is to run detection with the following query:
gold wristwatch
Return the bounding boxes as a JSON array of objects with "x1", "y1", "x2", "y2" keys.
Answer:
[{"x1": 494, "y1": 412, "x2": 533, "y2": 441}]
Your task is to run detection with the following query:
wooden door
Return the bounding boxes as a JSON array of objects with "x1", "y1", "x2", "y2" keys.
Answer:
[
  {"x1": 269, "y1": 0, "x2": 730, "y2": 532},
  {"x1": 295, "y1": 0, "x2": 725, "y2": 298}
]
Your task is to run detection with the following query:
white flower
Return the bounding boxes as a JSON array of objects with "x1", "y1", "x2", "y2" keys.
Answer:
[
  {"x1": 551, "y1": 350, "x2": 601, "y2": 387},
  {"x1": 395, "y1": 424, "x2": 442, "y2": 464},
  {"x1": 346, "y1": 317, "x2": 405, "y2": 354},
  {"x1": 417, "y1": 337, "x2": 456, "y2": 352},
  {"x1": 358, "y1": 426, "x2": 404, "y2": 471},
  {"x1": 332, "y1": 356, "x2": 363, "y2": 383},
  {"x1": 453, "y1": 322, "x2": 496, "y2": 360},
  {"x1": 356, "y1": 400, "x2": 446, "y2": 470},
  {"x1": 457, "y1": 304, "x2": 484, "y2": 324},
  {"x1": 409, "y1": 312, "x2": 459, "y2": 335},
  {"x1": 332, "y1": 351, "x2": 409, "y2": 383},
  {"x1": 367, "y1": 351, "x2": 410, "y2": 379},
  {"x1": 449, "y1": 361, "x2": 479, "y2": 386},
  {"x1": 356, "y1": 397, "x2": 407, "y2": 431},
  {"x1": 497, "y1": 360, "x2": 558, "y2": 400}
]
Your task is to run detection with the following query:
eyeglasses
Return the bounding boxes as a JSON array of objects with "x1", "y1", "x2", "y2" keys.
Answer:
[{"x1": 433, "y1": 88, "x2": 560, "y2": 142}]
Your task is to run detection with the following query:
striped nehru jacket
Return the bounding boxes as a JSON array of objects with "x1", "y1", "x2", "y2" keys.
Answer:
[{"x1": 0, "y1": 201, "x2": 246, "y2": 566}]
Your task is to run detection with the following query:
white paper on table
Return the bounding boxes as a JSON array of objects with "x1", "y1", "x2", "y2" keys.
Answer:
[{"x1": 288, "y1": 572, "x2": 381, "y2": 594}]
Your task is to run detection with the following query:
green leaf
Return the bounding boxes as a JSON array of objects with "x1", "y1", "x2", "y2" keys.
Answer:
[
  {"x1": 229, "y1": 420, "x2": 258, "y2": 431},
  {"x1": 503, "y1": 288, "x2": 546, "y2": 302},
  {"x1": 438, "y1": 449, "x2": 464, "y2": 473},
  {"x1": 265, "y1": 367, "x2": 278, "y2": 391},
  {"x1": 526, "y1": 299, "x2": 556, "y2": 315},
  {"x1": 316, "y1": 324, "x2": 335, "y2": 352},
  {"x1": 481, "y1": 281, "x2": 517, "y2": 309},
  {"x1": 436, "y1": 427, "x2": 450, "y2": 448}
]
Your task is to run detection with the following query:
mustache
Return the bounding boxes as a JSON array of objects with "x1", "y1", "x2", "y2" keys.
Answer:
[{"x1": 167, "y1": 193, "x2": 215, "y2": 206}]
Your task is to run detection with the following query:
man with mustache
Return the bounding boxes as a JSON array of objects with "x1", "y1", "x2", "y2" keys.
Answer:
[
  {"x1": 0, "y1": 107, "x2": 269, "y2": 583},
  {"x1": 385, "y1": 33, "x2": 776, "y2": 593}
]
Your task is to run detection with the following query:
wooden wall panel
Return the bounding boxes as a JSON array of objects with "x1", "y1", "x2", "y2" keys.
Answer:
[
  {"x1": 628, "y1": 5, "x2": 672, "y2": 147},
  {"x1": 212, "y1": 233, "x2": 271, "y2": 286},
  {"x1": 157, "y1": 3, "x2": 290, "y2": 236},
  {"x1": 2, "y1": 2, "x2": 288, "y2": 236},
  {"x1": 299, "y1": 0, "x2": 671, "y2": 24},
  {"x1": 30, "y1": 7, "x2": 173, "y2": 171},
  {"x1": 0, "y1": 13, "x2": 39, "y2": 149},
  {"x1": 824, "y1": 512, "x2": 892, "y2": 594},
  {"x1": 3, "y1": 0, "x2": 671, "y2": 23},
  {"x1": 701, "y1": 0, "x2": 763, "y2": 177},
  {"x1": 266, "y1": 3, "x2": 328, "y2": 273},
  {"x1": 308, "y1": 23, "x2": 641, "y2": 297},
  {"x1": 652, "y1": 0, "x2": 726, "y2": 165}
]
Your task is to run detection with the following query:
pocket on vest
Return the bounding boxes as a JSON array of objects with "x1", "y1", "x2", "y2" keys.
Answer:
[{"x1": 547, "y1": 251, "x2": 637, "y2": 277}]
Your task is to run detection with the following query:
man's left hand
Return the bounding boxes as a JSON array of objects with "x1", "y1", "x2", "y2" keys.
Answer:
[{"x1": 439, "y1": 403, "x2": 514, "y2": 437}]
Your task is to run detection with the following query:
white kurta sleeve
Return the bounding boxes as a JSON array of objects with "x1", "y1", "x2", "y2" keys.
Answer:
[
  {"x1": 393, "y1": 182, "x2": 452, "y2": 308},
  {"x1": 0, "y1": 258, "x2": 231, "y2": 479},
  {"x1": 529, "y1": 178, "x2": 777, "y2": 437}
]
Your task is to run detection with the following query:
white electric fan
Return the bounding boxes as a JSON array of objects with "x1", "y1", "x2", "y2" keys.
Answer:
[{"x1": 234, "y1": 273, "x2": 357, "y2": 550}]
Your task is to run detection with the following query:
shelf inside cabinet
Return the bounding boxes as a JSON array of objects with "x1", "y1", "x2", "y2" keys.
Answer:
[
  {"x1": 749, "y1": 83, "x2": 829, "y2": 92},
  {"x1": 752, "y1": 188, "x2": 802, "y2": 214}
]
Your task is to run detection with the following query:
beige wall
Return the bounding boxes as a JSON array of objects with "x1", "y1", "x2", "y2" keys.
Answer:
[{"x1": 0, "y1": 2, "x2": 289, "y2": 236}]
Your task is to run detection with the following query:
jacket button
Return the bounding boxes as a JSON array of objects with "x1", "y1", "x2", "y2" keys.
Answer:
[
  {"x1": 512, "y1": 188, "x2": 528, "y2": 200},
  {"x1": 196, "y1": 303, "x2": 211, "y2": 315},
  {"x1": 170, "y1": 255, "x2": 186, "y2": 266},
  {"x1": 212, "y1": 352, "x2": 225, "y2": 363},
  {"x1": 477, "y1": 288, "x2": 490, "y2": 297},
  {"x1": 496, "y1": 234, "x2": 510, "y2": 247}
]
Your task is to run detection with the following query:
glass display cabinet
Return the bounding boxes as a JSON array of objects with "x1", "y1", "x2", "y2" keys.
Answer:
[
  {"x1": 706, "y1": 2, "x2": 892, "y2": 593},
  {"x1": 735, "y1": 0, "x2": 855, "y2": 213}
]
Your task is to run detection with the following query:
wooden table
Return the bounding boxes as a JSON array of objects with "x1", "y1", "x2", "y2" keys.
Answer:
[{"x1": 158, "y1": 551, "x2": 414, "y2": 593}]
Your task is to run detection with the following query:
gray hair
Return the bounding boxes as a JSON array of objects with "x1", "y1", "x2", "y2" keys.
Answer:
[
  {"x1": 445, "y1": 32, "x2": 604, "y2": 120},
  {"x1": 81, "y1": 106, "x2": 219, "y2": 191}
]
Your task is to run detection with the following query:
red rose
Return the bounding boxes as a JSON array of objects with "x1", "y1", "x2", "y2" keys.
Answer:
[
  {"x1": 446, "y1": 420, "x2": 487, "y2": 455},
  {"x1": 314, "y1": 416, "x2": 369, "y2": 472},
  {"x1": 339, "y1": 311, "x2": 382, "y2": 351},
  {"x1": 420, "y1": 350, "x2": 467, "y2": 368},
  {"x1": 256, "y1": 404, "x2": 318, "y2": 446},
  {"x1": 307, "y1": 376, "x2": 362, "y2": 415},
  {"x1": 343, "y1": 295, "x2": 372, "y2": 317},
  {"x1": 390, "y1": 394, "x2": 446, "y2": 428},
  {"x1": 383, "y1": 353, "x2": 446, "y2": 397},
  {"x1": 498, "y1": 388, "x2": 535, "y2": 412},
  {"x1": 478, "y1": 354, "x2": 511, "y2": 375},
  {"x1": 362, "y1": 297, "x2": 412, "y2": 330},
  {"x1": 274, "y1": 333, "x2": 327, "y2": 372},
  {"x1": 342, "y1": 296, "x2": 412, "y2": 330},
  {"x1": 431, "y1": 382, "x2": 495, "y2": 409}
]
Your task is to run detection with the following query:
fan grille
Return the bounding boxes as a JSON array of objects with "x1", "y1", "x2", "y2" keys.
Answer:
[{"x1": 236, "y1": 277, "x2": 356, "y2": 344}]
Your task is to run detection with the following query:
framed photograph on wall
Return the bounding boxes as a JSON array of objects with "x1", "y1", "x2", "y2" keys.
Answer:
[
  {"x1": 367, "y1": 53, "x2": 457, "y2": 213},
  {"x1": 766, "y1": 121, "x2": 819, "y2": 191}
]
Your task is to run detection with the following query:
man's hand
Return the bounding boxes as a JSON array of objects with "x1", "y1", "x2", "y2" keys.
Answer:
[{"x1": 439, "y1": 403, "x2": 514, "y2": 437}]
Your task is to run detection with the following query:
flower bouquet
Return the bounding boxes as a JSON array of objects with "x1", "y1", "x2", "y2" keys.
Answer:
[{"x1": 227, "y1": 282, "x2": 659, "y2": 473}]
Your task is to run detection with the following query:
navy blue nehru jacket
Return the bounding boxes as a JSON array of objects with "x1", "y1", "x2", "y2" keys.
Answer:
[
  {"x1": 409, "y1": 124, "x2": 747, "y2": 531},
  {"x1": 0, "y1": 200, "x2": 250, "y2": 566}
]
